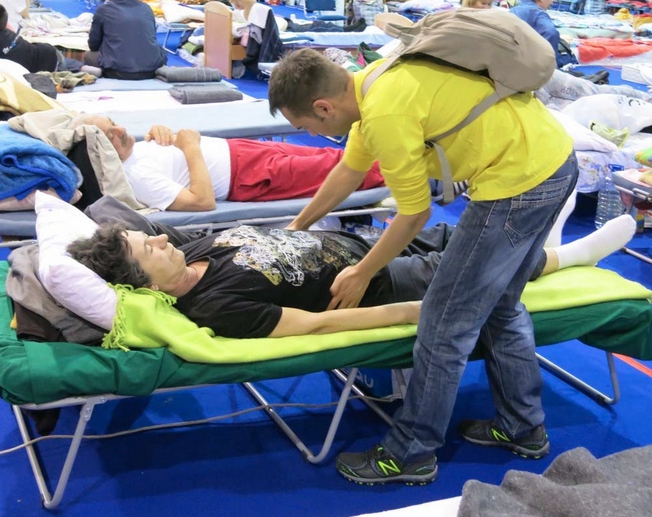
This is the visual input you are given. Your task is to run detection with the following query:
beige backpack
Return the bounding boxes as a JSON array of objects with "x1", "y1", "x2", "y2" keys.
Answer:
[{"x1": 363, "y1": 8, "x2": 557, "y2": 203}]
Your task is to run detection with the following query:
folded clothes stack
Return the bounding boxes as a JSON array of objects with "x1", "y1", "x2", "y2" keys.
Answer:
[
  {"x1": 168, "y1": 84, "x2": 243, "y2": 104},
  {"x1": 155, "y1": 65, "x2": 223, "y2": 82}
]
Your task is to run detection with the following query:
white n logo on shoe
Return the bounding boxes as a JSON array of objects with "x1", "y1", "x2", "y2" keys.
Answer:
[
  {"x1": 491, "y1": 428, "x2": 511, "y2": 442},
  {"x1": 377, "y1": 459, "x2": 401, "y2": 476}
]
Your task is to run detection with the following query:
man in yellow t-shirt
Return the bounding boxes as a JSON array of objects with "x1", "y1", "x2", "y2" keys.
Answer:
[{"x1": 268, "y1": 48, "x2": 578, "y2": 486}]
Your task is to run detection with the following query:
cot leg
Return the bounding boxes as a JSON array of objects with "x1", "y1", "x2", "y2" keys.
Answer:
[
  {"x1": 622, "y1": 246, "x2": 652, "y2": 265},
  {"x1": 536, "y1": 351, "x2": 621, "y2": 405},
  {"x1": 13, "y1": 398, "x2": 102, "y2": 510},
  {"x1": 330, "y1": 368, "x2": 394, "y2": 426},
  {"x1": 242, "y1": 368, "x2": 369, "y2": 464}
]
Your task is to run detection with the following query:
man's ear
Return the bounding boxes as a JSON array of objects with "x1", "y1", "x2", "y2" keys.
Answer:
[{"x1": 312, "y1": 99, "x2": 334, "y2": 118}]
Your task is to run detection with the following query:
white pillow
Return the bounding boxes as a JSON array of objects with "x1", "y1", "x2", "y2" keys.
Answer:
[
  {"x1": 35, "y1": 191, "x2": 117, "y2": 330},
  {"x1": 548, "y1": 108, "x2": 618, "y2": 153},
  {"x1": 0, "y1": 60, "x2": 31, "y2": 86}
]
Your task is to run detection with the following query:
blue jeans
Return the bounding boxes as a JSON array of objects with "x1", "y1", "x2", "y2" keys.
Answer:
[{"x1": 382, "y1": 152, "x2": 579, "y2": 463}]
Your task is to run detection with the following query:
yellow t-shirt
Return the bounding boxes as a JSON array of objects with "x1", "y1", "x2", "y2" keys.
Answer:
[{"x1": 342, "y1": 58, "x2": 574, "y2": 215}]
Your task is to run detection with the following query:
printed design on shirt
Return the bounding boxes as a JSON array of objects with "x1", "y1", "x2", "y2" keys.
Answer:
[{"x1": 211, "y1": 226, "x2": 360, "y2": 286}]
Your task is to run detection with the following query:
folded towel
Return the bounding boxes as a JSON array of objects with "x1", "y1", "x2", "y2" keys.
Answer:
[
  {"x1": 155, "y1": 65, "x2": 222, "y2": 83},
  {"x1": 0, "y1": 125, "x2": 81, "y2": 202},
  {"x1": 168, "y1": 84, "x2": 243, "y2": 105}
]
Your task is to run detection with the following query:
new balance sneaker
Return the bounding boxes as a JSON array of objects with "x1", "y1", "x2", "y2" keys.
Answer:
[
  {"x1": 459, "y1": 419, "x2": 550, "y2": 459},
  {"x1": 336, "y1": 444, "x2": 438, "y2": 486}
]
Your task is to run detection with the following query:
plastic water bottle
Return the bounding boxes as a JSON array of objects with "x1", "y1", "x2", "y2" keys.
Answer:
[{"x1": 595, "y1": 168, "x2": 626, "y2": 229}]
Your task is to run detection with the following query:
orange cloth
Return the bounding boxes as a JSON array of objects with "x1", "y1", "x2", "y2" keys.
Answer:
[{"x1": 578, "y1": 37, "x2": 652, "y2": 62}]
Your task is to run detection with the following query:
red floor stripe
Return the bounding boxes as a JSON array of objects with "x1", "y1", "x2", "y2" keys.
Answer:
[{"x1": 615, "y1": 354, "x2": 652, "y2": 377}]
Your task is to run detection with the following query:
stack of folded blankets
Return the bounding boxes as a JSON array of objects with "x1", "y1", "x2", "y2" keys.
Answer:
[{"x1": 155, "y1": 66, "x2": 244, "y2": 104}]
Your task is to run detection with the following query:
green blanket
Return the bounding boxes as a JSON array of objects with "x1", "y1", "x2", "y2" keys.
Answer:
[{"x1": 104, "y1": 266, "x2": 652, "y2": 364}]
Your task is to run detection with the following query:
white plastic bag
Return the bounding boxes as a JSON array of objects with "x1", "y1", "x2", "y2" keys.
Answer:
[{"x1": 562, "y1": 94, "x2": 652, "y2": 133}]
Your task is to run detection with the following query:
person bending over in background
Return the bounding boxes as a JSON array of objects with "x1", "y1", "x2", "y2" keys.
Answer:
[
  {"x1": 73, "y1": 114, "x2": 385, "y2": 212},
  {"x1": 83, "y1": 0, "x2": 166, "y2": 79},
  {"x1": 509, "y1": 0, "x2": 568, "y2": 68},
  {"x1": 0, "y1": 5, "x2": 84, "y2": 73},
  {"x1": 67, "y1": 196, "x2": 636, "y2": 340}
]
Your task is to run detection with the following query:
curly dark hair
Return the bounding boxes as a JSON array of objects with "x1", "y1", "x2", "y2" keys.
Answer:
[
  {"x1": 67, "y1": 222, "x2": 151, "y2": 288},
  {"x1": 268, "y1": 48, "x2": 349, "y2": 118}
]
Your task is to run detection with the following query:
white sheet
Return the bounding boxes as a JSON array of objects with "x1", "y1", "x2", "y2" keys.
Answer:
[{"x1": 57, "y1": 90, "x2": 255, "y2": 114}]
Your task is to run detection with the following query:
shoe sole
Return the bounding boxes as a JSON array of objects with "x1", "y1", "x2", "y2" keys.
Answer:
[
  {"x1": 462, "y1": 435, "x2": 550, "y2": 459},
  {"x1": 336, "y1": 464, "x2": 439, "y2": 486}
]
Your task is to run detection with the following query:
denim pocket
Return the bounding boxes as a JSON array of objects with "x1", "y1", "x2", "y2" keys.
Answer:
[{"x1": 504, "y1": 175, "x2": 573, "y2": 246}]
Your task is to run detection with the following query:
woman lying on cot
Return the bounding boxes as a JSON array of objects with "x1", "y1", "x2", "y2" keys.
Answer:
[
  {"x1": 72, "y1": 114, "x2": 385, "y2": 212},
  {"x1": 68, "y1": 193, "x2": 636, "y2": 339}
]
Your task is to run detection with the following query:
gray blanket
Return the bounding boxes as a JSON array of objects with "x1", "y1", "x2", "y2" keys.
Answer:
[
  {"x1": 168, "y1": 84, "x2": 243, "y2": 105},
  {"x1": 458, "y1": 446, "x2": 652, "y2": 517},
  {"x1": 155, "y1": 66, "x2": 223, "y2": 83}
]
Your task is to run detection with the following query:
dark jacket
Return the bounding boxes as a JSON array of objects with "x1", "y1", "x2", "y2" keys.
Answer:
[
  {"x1": 0, "y1": 29, "x2": 58, "y2": 73},
  {"x1": 243, "y1": 9, "x2": 283, "y2": 74},
  {"x1": 87, "y1": 0, "x2": 167, "y2": 78}
]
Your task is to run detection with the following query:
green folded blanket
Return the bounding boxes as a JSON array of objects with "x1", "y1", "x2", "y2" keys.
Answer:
[{"x1": 104, "y1": 266, "x2": 651, "y2": 364}]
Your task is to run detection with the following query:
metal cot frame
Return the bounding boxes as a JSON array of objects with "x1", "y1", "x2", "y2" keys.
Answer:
[{"x1": 11, "y1": 347, "x2": 621, "y2": 510}]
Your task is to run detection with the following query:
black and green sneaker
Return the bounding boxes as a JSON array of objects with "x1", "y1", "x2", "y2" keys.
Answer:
[
  {"x1": 336, "y1": 444, "x2": 438, "y2": 486},
  {"x1": 459, "y1": 419, "x2": 550, "y2": 459}
]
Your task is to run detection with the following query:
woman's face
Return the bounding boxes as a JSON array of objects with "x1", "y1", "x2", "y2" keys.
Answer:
[{"x1": 471, "y1": 0, "x2": 493, "y2": 8}]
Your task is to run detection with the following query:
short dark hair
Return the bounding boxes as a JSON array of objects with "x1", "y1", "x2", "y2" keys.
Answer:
[
  {"x1": 268, "y1": 48, "x2": 350, "y2": 118},
  {"x1": 67, "y1": 222, "x2": 151, "y2": 287},
  {"x1": 0, "y1": 5, "x2": 9, "y2": 32}
]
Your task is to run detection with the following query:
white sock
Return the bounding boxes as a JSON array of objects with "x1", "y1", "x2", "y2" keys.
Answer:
[
  {"x1": 544, "y1": 189, "x2": 577, "y2": 248},
  {"x1": 553, "y1": 215, "x2": 636, "y2": 270}
]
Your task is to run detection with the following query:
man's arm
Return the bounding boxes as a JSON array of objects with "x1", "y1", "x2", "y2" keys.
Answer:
[
  {"x1": 268, "y1": 301, "x2": 420, "y2": 338},
  {"x1": 328, "y1": 209, "x2": 431, "y2": 310},
  {"x1": 286, "y1": 159, "x2": 370, "y2": 231},
  {"x1": 146, "y1": 127, "x2": 216, "y2": 212}
]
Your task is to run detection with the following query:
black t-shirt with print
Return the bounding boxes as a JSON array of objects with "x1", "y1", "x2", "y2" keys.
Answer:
[
  {"x1": 0, "y1": 30, "x2": 58, "y2": 73},
  {"x1": 174, "y1": 226, "x2": 391, "y2": 339}
]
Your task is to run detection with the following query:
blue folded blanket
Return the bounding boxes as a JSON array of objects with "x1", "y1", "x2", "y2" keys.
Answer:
[{"x1": 0, "y1": 125, "x2": 81, "y2": 202}]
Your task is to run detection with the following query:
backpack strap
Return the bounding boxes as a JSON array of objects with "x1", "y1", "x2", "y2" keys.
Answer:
[
  {"x1": 427, "y1": 85, "x2": 514, "y2": 204},
  {"x1": 360, "y1": 57, "x2": 518, "y2": 204},
  {"x1": 361, "y1": 54, "x2": 401, "y2": 98}
]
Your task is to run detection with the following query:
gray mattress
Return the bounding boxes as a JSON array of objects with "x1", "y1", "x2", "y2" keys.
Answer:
[
  {"x1": 0, "y1": 188, "x2": 391, "y2": 237},
  {"x1": 105, "y1": 99, "x2": 304, "y2": 140},
  {"x1": 72, "y1": 77, "x2": 237, "y2": 92}
]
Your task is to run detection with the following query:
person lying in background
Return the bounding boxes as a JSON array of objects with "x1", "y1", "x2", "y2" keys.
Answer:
[
  {"x1": 68, "y1": 195, "x2": 636, "y2": 340},
  {"x1": 83, "y1": 0, "x2": 166, "y2": 80},
  {"x1": 0, "y1": 4, "x2": 84, "y2": 73},
  {"x1": 72, "y1": 114, "x2": 385, "y2": 212}
]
